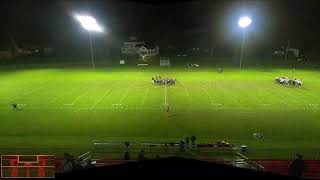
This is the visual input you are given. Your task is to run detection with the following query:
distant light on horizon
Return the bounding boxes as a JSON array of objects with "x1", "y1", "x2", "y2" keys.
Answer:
[
  {"x1": 238, "y1": 16, "x2": 252, "y2": 28},
  {"x1": 74, "y1": 14, "x2": 103, "y2": 32}
]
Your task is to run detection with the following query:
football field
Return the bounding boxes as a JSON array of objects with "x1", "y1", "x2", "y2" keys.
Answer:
[{"x1": 0, "y1": 66, "x2": 320, "y2": 159}]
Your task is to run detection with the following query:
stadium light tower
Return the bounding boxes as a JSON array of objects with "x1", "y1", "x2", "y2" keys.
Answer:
[
  {"x1": 238, "y1": 16, "x2": 252, "y2": 69},
  {"x1": 74, "y1": 14, "x2": 103, "y2": 69}
]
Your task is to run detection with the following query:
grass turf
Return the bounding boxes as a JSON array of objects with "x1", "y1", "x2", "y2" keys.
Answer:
[{"x1": 0, "y1": 66, "x2": 320, "y2": 159}]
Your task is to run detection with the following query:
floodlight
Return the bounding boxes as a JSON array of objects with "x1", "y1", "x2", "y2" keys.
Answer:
[
  {"x1": 73, "y1": 14, "x2": 104, "y2": 69},
  {"x1": 238, "y1": 16, "x2": 252, "y2": 69},
  {"x1": 238, "y1": 16, "x2": 252, "y2": 28},
  {"x1": 74, "y1": 14, "x2": 103, "y2": 32}
]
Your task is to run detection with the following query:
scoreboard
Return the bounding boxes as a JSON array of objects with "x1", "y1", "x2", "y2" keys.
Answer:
[{"x1": 1, "y1": 155, "x2": 55, "y2": 178}]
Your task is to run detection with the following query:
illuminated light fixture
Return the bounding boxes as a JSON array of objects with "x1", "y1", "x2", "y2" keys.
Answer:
[
  {"x1": 238, "y1": 16, "x2": 252, "y2": 28},
  {"x1": 238, "y1": 16, "x2": 252, "y2": 68},
  {"x1": 74, "y1": 14, "x2": 104, "y2": 69},
  {"x1": 74, "y1": 14, "x2": 103, "y2": 32}
]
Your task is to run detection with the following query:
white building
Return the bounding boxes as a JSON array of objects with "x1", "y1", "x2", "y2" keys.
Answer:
[{"x1": 122, "y1": 37, "x2": 159, "y2": 57}]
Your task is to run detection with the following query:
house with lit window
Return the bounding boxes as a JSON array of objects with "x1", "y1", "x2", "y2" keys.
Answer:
[{"x1": 122, "y1": 37, "x2": 159, "y2": 57}]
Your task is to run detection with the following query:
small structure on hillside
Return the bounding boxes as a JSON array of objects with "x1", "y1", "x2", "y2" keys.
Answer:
[
  {"x1": 121, "y1": 37, "x2": 159, "y2": 57},
  {"x1": 160, "y1": 57, "x2": 170, "y2": 66}
]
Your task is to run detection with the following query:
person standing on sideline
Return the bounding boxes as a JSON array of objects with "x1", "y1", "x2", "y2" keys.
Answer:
[
  {"x1": 288, "y1": 154, "x2": 305, "y2": 178},
  {"x1": 11, "y1": 104, "x2": 18, "y2": 110},
  {"x1": 191, "y1": 135, "x2": 197, "y2": 149},
  {"x1": 138, "y1": 150, "x2": 145, "y2": 161},
  {"x1": 185, "y1": 137, "x2": 190, "y2": 149},
  {"x1": 124, "y1": 150, "x2": 130, "y2": 160}
]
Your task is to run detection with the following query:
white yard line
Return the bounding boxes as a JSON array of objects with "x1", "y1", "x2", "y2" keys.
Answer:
[
  {"x1": 215, "y1": 82, "x2": 241, "y2": 106},
  {"x1": 301, "y1": 92, "x2": 320, "y2": 102},
  {"x1": 241, "y1": 81, "x2": 275, "y2": 107},
  {"x1": 180, "y1": 81, "x2": 192, "y2": 105},
  {"x1": 184, "y1": 86, "x2": 189, "y2": 97},
  {"x1": 201, "y1": 87, "x2": 215, "y2": 105},
  {"x1": 64, "y1": 90, "x2": 89, "y2": 106},
  {"x1": 47, "y1": 95, "x2": 61, "y2": 104},
  {"x1": 72, "y1": 90, "x2": 89, "y2": 104},
  {"x1": 278, "y1": 88, "x2": 305, "y2": 105},
  {"x1": 275, "y1": 96, "x2": 289, "y2": 106},
  {"x1": 264, "y1": 88, "x2": 290, "y2": 106},
  {"x1": 90, "y1": 89, "x2": 113, "y2": 109},
  {"x1": 47, "y1": 85, "x2": 84, "y2": 107},
  {"x1": 90, "y1": 82, "x2": 118, "y2": 109},
  {"x1": 140, "y1": 88, "x2": 150, "y2": 106},
  {"x1": 210, "y1": 80, "x2": 243, "y2": 107},
  {"x1": 213, "y1": 81, "x2": 241, "y2": 106},
  {"x1": 89, "y1": 81, "x2": 120, "y2": 109},
  {"x1": 183, "y1": 86, "x2": 191, "y2": 105},
  {"x1": 246, "y1": 81, "x2": 288, "y2": 106},
  {"x1": 118, "y1": 87, "x2": 131, "y2": 105},
  {"x1": 209, "y1": 81, "x2": 223, "y2": 105},
  {"x1": 14, "y1": 84, "x2": 48, "y2": 101},
  {"x1": 229, "y1": 93, "x2": 242, "y2": 106},
  {"x1": 22, "y1": 87, "x2": 44, "y2": 96},
  {"x1": 178, "y1": 72, "x2": 192, "y2": 105},
  {"x1": 115, "y1": 77, "x2": 138, "y2": 106}
]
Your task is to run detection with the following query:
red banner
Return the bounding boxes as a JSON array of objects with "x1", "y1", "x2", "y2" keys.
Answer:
[{"x1": 1, "y1": 155, "x2": 55, "y2": 178}]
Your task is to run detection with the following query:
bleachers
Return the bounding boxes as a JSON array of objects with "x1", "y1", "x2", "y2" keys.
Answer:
[
  {"x1": 254, "y1": 160, "x2": 320, "y2": 179},
  {"x1": 54, "y1": 143, "x2": 320, "y2": 179},
  {"x1": 54, "y1": 157, "x2": 320, "y2": 179}
]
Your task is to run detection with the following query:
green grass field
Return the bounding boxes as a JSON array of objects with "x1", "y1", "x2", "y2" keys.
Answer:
[{"x1": 0, "y1": 66, "x2": 320, "y2": 159}]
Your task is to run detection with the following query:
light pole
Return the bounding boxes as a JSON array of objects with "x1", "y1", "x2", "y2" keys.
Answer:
[
  {"x1": 74, "y1": 14, "x2": 103, "y2": 69},
  {"x1": 238, "y1": 16, "x2": 252, "y2": 69},
  {"x1": 88, "y1": 32, "x2": 94, "y2": 69}
]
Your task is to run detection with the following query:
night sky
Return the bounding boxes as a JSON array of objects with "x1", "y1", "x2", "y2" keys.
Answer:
[{"x1": 1, "y1": 0, "x2": 320, "y2": 55}]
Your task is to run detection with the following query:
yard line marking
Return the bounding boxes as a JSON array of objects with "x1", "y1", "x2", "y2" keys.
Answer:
[
  {"x1": 71, "y1": 90, "x2": 89, "y2": 104},
  {"x1": 44, "y1": 83, "x2": 86, "y2": 107},
  {"x1": 300, "y1": 92, "x2": 320, "y2": 102},
  {"x1": 208, "y1": 81, "x2": 227, "y2": 107},
  {"x1": 183, "y1": 87, "x2": 192, "y2": 105},
  {"x1": 90, "y1": 89, "x2": 113, "y2": 109},
  {"x1": 257, "y1": 87, "x2": 287, "y2": 106},
  {"x1": 48, "y1": 95, "x2": 61, "y2": 104},
  {"x1": 268, "y1": 89, "x2": 290, "y2": 106},
  {"x1": 308, "y1": 104, "x2": 319, "y2": 108},
  {"x1": 21, "y1": 87, "x2": 43, "y2": 96},
  {"x1": 184, "y1": 86, "x2": 189, "y2": 97},
  {"x1": 201, "y1": 87, "x2": 215, "y2": 106},
  {"x1": 87, "y1": 81, "x2": 119, "y2": 109},
  {"x1": 64, "y1": 90, "x2": 89, "y2": 106},
  {"x1": 228, "y1": 92, "x2": 242, "y2": 106},
  {"x1": 64, "y1": 80, "x2": 109, "y2": 107},
  {"x1": 180, "y1": 81, "x2": 192, "y2": 105},
  {"x1": 260, "y1": 103, "x2": 272, "y2": 109},
  {"x1": 14, "y1": 82, "x2": 50, "y2": 101},
  {"x1": 277, "y1": 88, "x2": 307, "y2": 105},
  {"x1": 164, "y1": 72, "x2": 168, "y2": 107},
  {"x1": 140, "y1": 88, "x2": 150, "y2": 106},
  {"x1": 119, "y1": 88, "x2": 130, "y2": 104},
  {"x1": 223, "y1": 88, "x2": 242, "y2": 106},
  {"x1": 115, "y1": 77, "x2": 138, "y2": 106}
]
